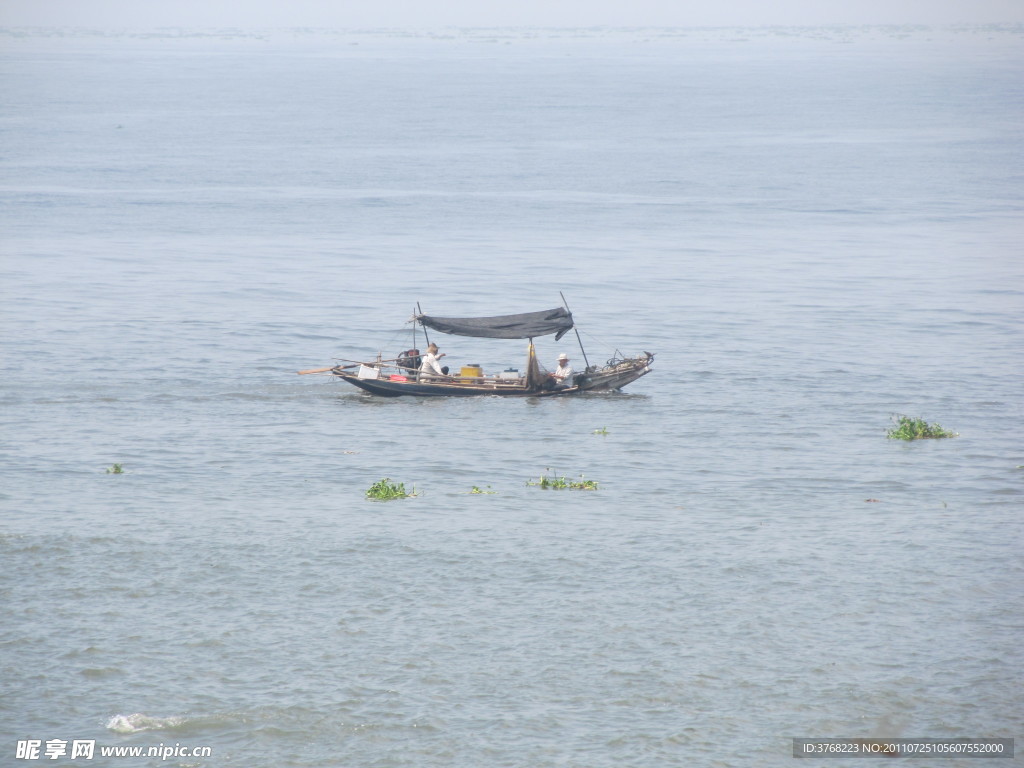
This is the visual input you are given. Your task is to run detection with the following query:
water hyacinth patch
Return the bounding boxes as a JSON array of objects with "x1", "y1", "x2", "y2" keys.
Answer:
[
  {"x1": 365, "y1": 478, "x2": 416, "y2": 500},
  {"x1": 528, "y1": 470, "x2": 599, "y2": 490},
  {"x1": 887, "y1": 415, "x2": 958, "y2": 441}
]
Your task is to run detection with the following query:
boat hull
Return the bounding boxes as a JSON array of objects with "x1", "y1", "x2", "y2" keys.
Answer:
[{"x1": 335, "y1": 371, "x2": 578, "y2": 398}]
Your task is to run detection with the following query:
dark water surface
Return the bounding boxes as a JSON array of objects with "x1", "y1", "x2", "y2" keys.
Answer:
[{"x1": 1, "y1": 25, "x2": 1022, "y2": 767}]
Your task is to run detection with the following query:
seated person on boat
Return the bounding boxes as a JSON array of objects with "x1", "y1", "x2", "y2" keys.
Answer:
[
  {"x1": 548, "y1": 353, "x2": 574, "y2": 389},
  {"x1": 419, "y1": 343, "x2": 449, "y2": 380},
  {"x1": 396, "y1": 348, "x2": 421, "y2": 375}
]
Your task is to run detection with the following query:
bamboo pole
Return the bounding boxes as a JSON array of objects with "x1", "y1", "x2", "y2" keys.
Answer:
[
  {"x1": 416, "y1": 302, "x2": 431, "y2": 347},
  {"x1": 559, "y1": 291, "x2": 592, "y2": 372},
  {"x1": 297, "y1": 362, "x2": 363, "y2": 375},
  {"x1": 332, "y1": 357, "x2": 402, "y2": 365}
]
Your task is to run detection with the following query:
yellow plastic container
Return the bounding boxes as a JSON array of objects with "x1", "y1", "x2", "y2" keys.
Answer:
[{"x1": 460, "y1": 365, "x2": 483, "y2": 378}]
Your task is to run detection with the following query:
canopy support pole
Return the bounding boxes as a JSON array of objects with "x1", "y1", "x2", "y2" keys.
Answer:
[
  {"x1": 560, "y1": 292, "x2": 592, "y2": 372},
  {"x1": 416, "y1": 302, "x2": 431, "y2": 347}
]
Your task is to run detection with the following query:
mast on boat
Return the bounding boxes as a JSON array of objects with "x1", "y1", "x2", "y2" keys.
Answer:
[
  {"x1": 559, "y1": 292, "x2": 592, "y2": 372},
  {"x1": 416, "y1": 301, "x2": 431, "y2": 348}
]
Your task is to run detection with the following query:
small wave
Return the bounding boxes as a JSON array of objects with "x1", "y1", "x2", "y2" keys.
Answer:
[
  {"x1": 80, "y1": 667, "x2": 123, "y2": 679},
  {"x1": 106, "y1": 713, "x2": 186, "y2": 734}
]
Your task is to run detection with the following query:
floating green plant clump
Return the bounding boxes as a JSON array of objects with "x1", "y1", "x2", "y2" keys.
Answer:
[
  {"x1": 468, "y1": 485, "x2": 496, "y2": 495},
  {"x1": 887, "y1": 415, "x2": 958, "y2": 441},
  {"x1": 593, "y1": 427, "x2": 609, "y2": 435},
  {"x1": 105, "y1": 463, "x2": 124, "y2": 474},
  {"x1": 528, "y1": 471, "x2": 599, "y2": 490},
  {"x1": 365, "y1": 478, "x2": 416, "y2": 500}
]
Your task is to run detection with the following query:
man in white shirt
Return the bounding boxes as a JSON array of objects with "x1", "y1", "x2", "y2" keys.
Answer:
[
  {"x1": 551, "y1": 353, "x2": 574, "y2": 389},
  {"x1": 419, "y1": 342, "x2": 448, "y2": 380}
]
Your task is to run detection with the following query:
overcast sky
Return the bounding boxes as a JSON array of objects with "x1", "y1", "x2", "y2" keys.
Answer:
[{"x1": 2, "y1": 0, "x2": 1022, "y2": 28}]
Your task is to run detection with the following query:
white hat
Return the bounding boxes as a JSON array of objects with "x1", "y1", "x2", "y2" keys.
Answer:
[{"x1": 558, "y1": 353, "x2": 569, "y2": 361}]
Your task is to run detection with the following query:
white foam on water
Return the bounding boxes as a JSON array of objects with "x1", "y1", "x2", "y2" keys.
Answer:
[{"x1": 106, "y1": 713, "x2": 187, "y2": 734}]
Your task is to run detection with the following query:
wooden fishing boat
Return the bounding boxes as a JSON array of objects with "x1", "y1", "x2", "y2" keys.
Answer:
[{"x1": 298, "y1": 302, "x2": 653, "y2": 398}]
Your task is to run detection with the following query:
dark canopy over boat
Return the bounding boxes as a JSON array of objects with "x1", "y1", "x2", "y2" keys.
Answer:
[{"x1": 416, "y1": 307, "x2": 574, "y2": 341}]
